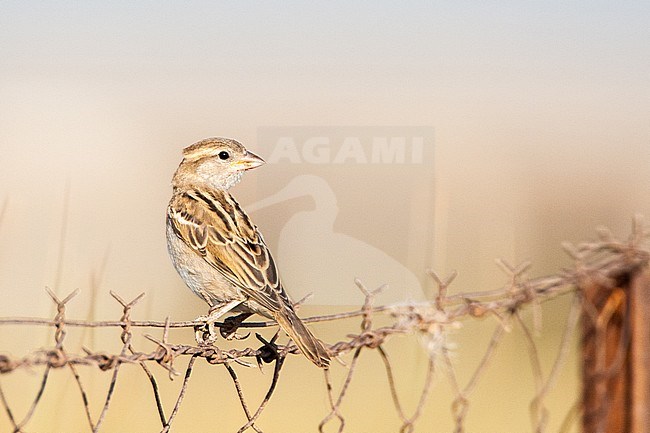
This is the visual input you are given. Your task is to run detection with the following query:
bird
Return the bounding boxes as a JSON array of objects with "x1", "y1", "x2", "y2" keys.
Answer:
[{"x1": 166, "y1": 137, "x2": 330, "y2": 368}]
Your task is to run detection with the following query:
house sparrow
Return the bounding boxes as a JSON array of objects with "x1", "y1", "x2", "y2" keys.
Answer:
[{"x1": 166, "y1": 137, "x2": 330, "y2": 368}]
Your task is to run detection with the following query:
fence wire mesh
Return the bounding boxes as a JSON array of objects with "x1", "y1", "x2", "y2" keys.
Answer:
[{"x1": 1, "y1": 220, "x2": 648, "y2": 433}]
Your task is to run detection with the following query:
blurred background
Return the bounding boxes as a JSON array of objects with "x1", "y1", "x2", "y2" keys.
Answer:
[{"x1": 0, "y1": 1, "x2": 649, "y2": 432}]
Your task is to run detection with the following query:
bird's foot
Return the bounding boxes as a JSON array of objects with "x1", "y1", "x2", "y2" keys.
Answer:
[
  {"x1": 194, "y1": 315, "x2": 218, "y2": 346},
  {"x1": 220, "y1": 313, "x2": 252, "y2": 341},
  {"x1": 193, "y1": 299, "x2": 242, "y2": 346}
]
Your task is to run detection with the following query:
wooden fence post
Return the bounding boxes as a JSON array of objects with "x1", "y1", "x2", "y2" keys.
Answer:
[
  {"x1": 582, "y1": 267, "x2": 650, "y2": 433},
  {"x1": 630, "y1": 269, "x2": 650, "y2": 432}
]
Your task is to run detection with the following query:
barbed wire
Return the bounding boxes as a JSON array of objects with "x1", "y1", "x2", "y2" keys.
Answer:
[{"x1": 0, "y1": 219, "x2": 648, "y2": 432}]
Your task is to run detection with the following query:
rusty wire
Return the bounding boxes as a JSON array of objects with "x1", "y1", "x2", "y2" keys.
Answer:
[{"x1": 0, "y1": 220, "x2": 648, "y2": 433}]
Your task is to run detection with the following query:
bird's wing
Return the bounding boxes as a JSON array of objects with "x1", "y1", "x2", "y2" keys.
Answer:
[{"x1": 167, "y1": 189, "x2": 292, "y2": 313}]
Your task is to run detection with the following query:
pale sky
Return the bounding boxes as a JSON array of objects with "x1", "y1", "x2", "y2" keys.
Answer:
[{"x1": 1, "y1": 0, "x2": 649, "y2": 311}]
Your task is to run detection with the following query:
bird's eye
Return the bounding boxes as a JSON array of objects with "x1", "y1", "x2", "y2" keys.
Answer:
[{"x1": 218, "y1": 151, "x2": 230, "y2": 160}]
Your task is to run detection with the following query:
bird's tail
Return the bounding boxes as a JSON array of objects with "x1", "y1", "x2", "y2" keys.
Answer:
[{"x1": 274, "y1": 308, "x2": 330, "y2": 368}]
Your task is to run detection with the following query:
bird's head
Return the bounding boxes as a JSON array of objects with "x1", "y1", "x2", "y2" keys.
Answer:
[{"x1": 172, "y1": 137, "x2": 265, "y2": 190}]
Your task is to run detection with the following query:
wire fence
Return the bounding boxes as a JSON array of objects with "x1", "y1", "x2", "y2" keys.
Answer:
[{"x1": 0, "y1": 220, "x2": 648, "y2": 433}]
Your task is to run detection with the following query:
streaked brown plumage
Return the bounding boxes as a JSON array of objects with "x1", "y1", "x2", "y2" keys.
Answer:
[{"x1": 166, "y1": 137, "x2": 330, "y2": 368}]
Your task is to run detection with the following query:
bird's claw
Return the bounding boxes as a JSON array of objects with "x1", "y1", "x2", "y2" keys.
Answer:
[
  {"x1": 220, "y1": 313, "x2": 252, "y2": 341},
  {"x1": 224, "y1": 330, "x2": 251, "y2": 341},
  {"x1": 194, "y1": 315, "x2": 218, "y2": 346}
]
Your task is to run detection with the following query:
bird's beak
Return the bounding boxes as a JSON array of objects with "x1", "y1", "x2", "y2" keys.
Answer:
[{"x1": 234, "y1": 150, "x2": 265, "y2": 170}]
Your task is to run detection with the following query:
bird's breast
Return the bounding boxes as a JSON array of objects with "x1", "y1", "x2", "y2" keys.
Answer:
[{"x1": 166, "y1": 217, "x2": 245, "y2": 306}]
